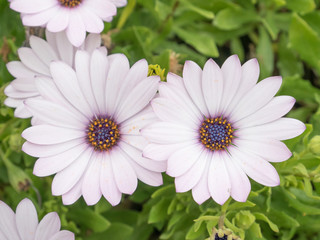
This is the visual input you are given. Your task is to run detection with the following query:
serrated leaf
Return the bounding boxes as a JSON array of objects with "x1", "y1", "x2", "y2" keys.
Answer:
[
  {"x1": 148, "y1": 197, "x2": 171, "y2": 224},
  {"x1": 228, "y1": 201, "x2": 256, "y2": 211}
]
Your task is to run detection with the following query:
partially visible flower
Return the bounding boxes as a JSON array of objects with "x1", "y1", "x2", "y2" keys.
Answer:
[
  {"x1": 22, "y1": 50, "x2": 165, "y2": 206},
  {"x1": 9, "y1": 0, "x2": 127, "y2": 47},
  {"x1": 0, "y1": 198, "x2": 74, "y2": 240},
  {"x1": 4, "y1": 31, "x2": 103, "y2": 119},
  {"x1": 142, "y1": 55, "x2": 306, "y2": 205}
]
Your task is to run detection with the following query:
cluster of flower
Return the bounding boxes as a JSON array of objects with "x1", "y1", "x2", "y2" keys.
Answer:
[{"x1": 1, "y1": 0, "x2": 306, "y2": 239}]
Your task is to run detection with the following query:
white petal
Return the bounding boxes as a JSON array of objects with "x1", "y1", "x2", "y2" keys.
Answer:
[
  {"x1": 66, "y1": 12, "x2": 86, "y2": 47},
  {"x1": 46, "y1": 7, "x2": 70, "y2": 32},
  {"x1": 120, "y1": 105, "x2": 158, "y2": 135},
  {"x1": 235, "y1": 96, "x2": 296, "y2": 129},
  {"x1": 55, "y1": 31, "x2": 74, "y2": 66},
  {"x1": 119, "y1": 141, "x2": 166, "y2": 172},
  {"x1": 25, "y1": 99, "x2": 87, "y2": 129},
  {"x1": 175, "y1": 150, "x2": 208, "y2": 193},
  {"x1": 80, "y1": 7, "x2": 104, "y2": 33},
  {"x1": 33, "y1": 143, "x2": 88, "y2": 177},
  {"x1": 167, "y1": 143, "x2": 204, "y2": 177},
  {"x1": 49, "y1": 230, "x2": 74, "y2": 240},
  {"x1": 114, "y1": 58, "x2": 145, "y2": 110},
  {"x1": 126, "y1": 159, "x2": 163, "y2": 187},
  {"x1": 15, "y1": 199, "x2": 38, "y2": 240},
  {"x1": 141, "y1": 122, "x2": 198, "y2": 144},
  {"x1": 11, "y1": 78, "x2": 37, "y2": 92},
  {"x1": 192, "y1": 161, "x2": 210, "y2": 205},
  {"x1": 201, "y1": 58, "x2": 223, "y2": 117},
  {"x1": 50, "y1": 61, "x2": 93, "y2": 117},
  {"x1": 22, "y1": 125, "x2": 86, "y2": 145},
  {"x1": 208, "y1": 152, "x2": 231, "y2": 205},
  {"x1": 166, "y1": 72, "x2": 185, "y2": 88},
  {"x1": 21, "y1": 6, "x2": 59, "y2": 27},
  {"x1": 151, "y1": 98, "x2": 199, "y2": 129},
  {"x1": 120, "y1": 135, "x2": 148, "y2": 151},
  {"x1": 52, "y1": 148, "x2": 92, "y2": 196},
  {"x1": 183, "y1": 60, "x2": 208, "y2": 116},
  {"x1": 220, "y1": 55, "x2": 242, "y2": 114},
  {"x1": 229, "y1": 146, "x2": 280, "y2": 187},
  {"x1": 5, "y1": 84, "x2": 38, "y2": 98},
  {"x1": 84, "y1": 0, "x2": 117, "y2": 19},
  {"x1": 236, "y1": 118, "x2": 306, "y2": 141},
  {"x1": 158, "y1": 83, "x2": 202, "y2": 123},
  {"x1": 115, "y1": 76, "x2": 159, "y2": 123},
  {"x1": 105, "y1": 54, "x2": 131, "y2": 116},
  {"x1": 22, "y1": 139, "x2": 84, "y2": 158},
  {"x1": 29, "y1": 35, "x2": 59, "y2": 65},
  {"x1": 82, "y1": 152, "x2": 102, "y2": 205},
  {"x1": 224, "y1": 154, "x2": 251, "y2": 202},
  {"x1": 6, "y1": 61, "x2": 35, "y2": 78},
  {"x1": 110, "y1": 0, "x2": 127, "y2": 7},
  {"x1": 90, "y1": 49, "x2": 109, "y2": 114},
  {"x1": 230, "y1": 76, "x2": 282, "y2": 122},
  {"x1": 34, "y1": 212, "x2": 60, "y2": 240},
  {"x1": 83, "y1": 34, "x2": 102, "y2": 53},
  {"x1": 10, "y1": 0, "x2": 57, "y2": 14},
  {"x1": 62, "y1": 179, "x2": 83, "y2": 205},
  {"x1": 224, "y1": 58, "x2": 260, "y2": 116},
  {"x1": 18, "y1": 47, "x2": 50, "y2": 76},
  {"x1": 0, "y1": 201, "x2": 20, "y2": 240},
  {"x1": 100, "y1": 153, "x2": 122, "y2": 206},
  {"x1": 143, "y1": 141, "x2": 196, "y2": 161},
  {"x1": 111, "y1": 147, "x2": 138, "y2": 194},
  {"x1": 75, "y1": 50, "x2": 99, "y2": 114},
  {"x1": 234, "y1": 138, "x2": 292, "y2": 162}
]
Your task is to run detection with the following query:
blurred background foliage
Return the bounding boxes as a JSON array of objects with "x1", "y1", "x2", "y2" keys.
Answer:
[{"x1": 1, "y1": 0, "x2": 320, "y2": 239}]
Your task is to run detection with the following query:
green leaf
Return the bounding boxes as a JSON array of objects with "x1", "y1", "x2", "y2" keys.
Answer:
[
  {"x1": 151, "y1": 184, "x2": 175, "y2": 199},
  {"x1": 247, "y1": 222, "x2": 263, "y2": 239},
  {"x1": 86, "y1": 223, "x2": 133, "y2": 240},
  {"x1": 269, "y1": 209, "x2": 300, "y2": 228},
  {"x1": 180, "y1": 0, "x2": 214, "y2": 19},
  {"x1": 256, "y1": 26, "x2": 274, "y2": 79},
  {"x1": 68, "y1": 208, "x2": 110, "y2": 233},
  {"x1": 214, "y1": 7, "x2": 259, "y2": 30},
  {"x1": 286, "y1": 0, "x2": 315, "y2": 14},
  {"x1": 228, "y1": 201, "x2": 256, "y2": 211},
  {"x1": 289, "y1": 13, "x2": 320, "y2": 74},
  {"x1": 186, "y1": 222, "x2": 207, "y2": 240},
  {"x1": 174, "y1": 27, "x2": 219, "y2": 57},
  {"x1": 148, "y1": 197, "x2": 171, "y2": 224},
  {"x1": 253, "y1": 213, "x2": 279, "y2": 232}
]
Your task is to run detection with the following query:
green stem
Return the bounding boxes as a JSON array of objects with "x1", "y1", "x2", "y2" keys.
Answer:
[{"x1": 218, "y1": 198, "x2": 231, "y2": 229}]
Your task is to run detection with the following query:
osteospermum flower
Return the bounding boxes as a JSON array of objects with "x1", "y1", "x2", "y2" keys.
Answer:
[
  {"x1": 141, "y1": 55, "x2": 306, "y2": 205},
  {"x1": 21, "y1": 49, "x2": 165, "y2": 206},
  {"x1": 9, "y1": 0, "x2": 127, "y2": 47},
  {"x1": 0, "y1": 198, "x2": 74, "y2": 240},
  {"x1": 4, "y1": 31, "x2": 103, "y2": 119}
]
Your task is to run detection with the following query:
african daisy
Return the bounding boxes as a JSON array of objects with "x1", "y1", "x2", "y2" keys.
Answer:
[
  {"x1": 4, "y1": 31, "x2": 103, "y2": 119},
  {"x1": 9, "y1": 0, "x2": 127, "y2": 47},
  {"x1": 21, "y1": 49, "x2": 165, "y2": 206},
  {"x1": 0, "y1": 198, "x2": 74, "y2": 240},
  {"x1": 141, "y1": 55, "x2": 306, "y2": 205}
]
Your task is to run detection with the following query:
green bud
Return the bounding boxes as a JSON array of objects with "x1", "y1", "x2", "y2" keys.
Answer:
[
  {"x1": 234, "y1": 211, "x2": 256, "y2": 230},
  {"x1": 148, "y1": 64, "x2": 166, "y2": 81},
  {"x1": 309, "y1": 136, "x2": 320, "y2": 155},
  {"x1": 1, "y1": 152, "x2": 32, "y2": 192},
  {"x1": 9, "y1": 133, "x2": 24, "y2": 152}
]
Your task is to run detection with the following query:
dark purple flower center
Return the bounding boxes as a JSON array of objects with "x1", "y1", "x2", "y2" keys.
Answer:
[
  {"x1": 58, "y1": 0, "x2": 82, "y2": 8},
  {"x1": 87, "y1": 117, "x2": 120, "y2": 151},
  {"x1": 199, "y1": 117, "x2": 234, "y2": 151},
  {"x1": 215, "y1": 233, "x2": 228, "y2": 240}
]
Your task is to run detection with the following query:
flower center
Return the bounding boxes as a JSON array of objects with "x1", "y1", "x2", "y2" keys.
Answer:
[
  {"x1": 58, "y1": 0, "x2": 82, "y2": 8},
  {"x1": 199, "y1": 117, "x2": 234, "y2": 151},
  {"x1": 87, "y1": 117, "x2": 120, "y2": 151},
  {"x1": 215, "y1": 233, "x2": 228, "y2": 240}
]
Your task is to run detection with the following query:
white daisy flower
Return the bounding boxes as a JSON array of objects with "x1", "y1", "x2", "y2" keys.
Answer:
[
  {"x1": 9, "y1": 0, "x2": 127, "y2": 47},
  {"x1": 141, "y1": 55, "x2": 306, "y2": 205},
  {"x1": 0, "y1": 198, "x2": 74, "y2": 240},
  {"x1": 21, "y1": 49, "x2": 165, "y2": 206},
  {"x1": 4, "y1": 30, "x2": 103, "y2": 119}
]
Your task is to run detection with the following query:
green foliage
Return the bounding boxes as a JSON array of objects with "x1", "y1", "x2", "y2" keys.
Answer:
[{"x1": 1, "y1": 0, "x2": 320, "y2": 239}]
